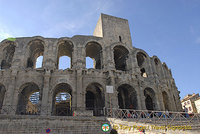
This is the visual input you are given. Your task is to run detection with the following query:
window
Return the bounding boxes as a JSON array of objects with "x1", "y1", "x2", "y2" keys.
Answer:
[
  {"x1": 140, "y1": 68, "x2": 147, "y2": 77},
  {"x1": 119, "y1": 36, "x2": 122, "y2": 42},
  {"x1": 86, "y1": 57, "x2": 94, "y2": 69},
  {"x1": 85, "y1": 42, "x2": 102, "y2": 69},
  {"x1": 1, "y1": 42, "x2": 15, "y2": 69},
  {"x1": 113, "y1": 45, "x2": 129, "y2": 71},
  {"x1": 136, "y1": 52, "x2": 146, "y2": 67},
  {"x1": 59, "y1": 56, "x2": 71, "y2": 69},
  {"x1": 35, "y1": 56, "x2": 43, "y2": 68},
  {"x1": 154, "y1": 58, "x2": 159, "y2": 65},
  {"x1": 57, "y1": 40, "x2": 73, "y2": 69},
  {"x1": 27, "y1": 39, "x2": 44, "y2": 68}
]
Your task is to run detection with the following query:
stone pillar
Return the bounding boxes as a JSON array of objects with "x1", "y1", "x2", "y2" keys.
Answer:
[
  {"x1": 110, "y1": 73, "x2": 118, "y2": 109},
  {"x1": 155, "y1": 92, "x2": 163, "y2": 111},
  {"x1": 135, "y1": 87, "x2": 142, "y2": 110},
  {"x1": 138, "y1": 82, "x2": 146, "y2": 110},
  {"x1": 104, "y1": 70, "x2": 118, "y2": 109},
  {"x1": 105, "y1": 47, "x2": 115, "y2": 70},
  {"x1": 168, "y1": 90, "x2": 177, "y2": 111},
  {"x1": 41, "y1": 70, "x2": 51, "y2": 116},
  {"x1": 157, "y1": 91, "x2": 165, "y2": 111},
  {"x1": 3, "y1": 70, "x2": 18, "y2": 115},
  {"x1": 76, "y1": 69, "x2": 83, "y2": 108},
  {"x1": 140, "y1": 93, "x2": 147, "y2": 110},
  {"x1": 72, "y1": 46, "x2": 78, "y2": 69}
]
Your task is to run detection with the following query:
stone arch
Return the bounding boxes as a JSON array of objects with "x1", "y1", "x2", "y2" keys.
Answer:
[
  {"x1": 16, "y1": 82, "x2": 41, "y2": 115},
  {"x1": 144, "y1": 87, "x2": 157, "y2": 110},
  {"x1": 113, "y1": 45, "x2": 129, "y2": 71},
  {"x1": 85, "y1": 82, "x2": 105, "y2": 116},
  {"x1": 85, "y1": 41, "x2": 103, "y2": 69},
  {"x1": 57, "y1": 40, "x2": 73, "y2": 69},
  {"x1": 136, "y1": 51, "x2": 149, "y2": 77},
  {"x1": 52, "y1": 83, "x2": 73, "y2": 116},
  {"x1": 0, "y1": 84, "x2": 6, "y2": 112},
  {"x1": 0, "y1": 41, "x2": 16, "y2": 69},
  {"x1": 153, "y1": 56, "x2": 163, "y2": 77},
  {"x1": 26, "y1": 39, "x2": 45, "y2": 68},
  {"x1": 162, "y1": 91, "x2": 170, "y2": 111},
  {"x1": 117, "y1": 84, "x2": 138, "y2": 109},
  {"x1": 136, "y1": 52, "x2": 147, "y2": 67},
  {"x1": 162, "y1": 62, "x2": 171, "y2": 77},
  {"x1": 162, "y1": 63, "x2": 168, "y2": 70},
  {"x1": 154, "y1": 57, "x2": 160, "y2": 66}
]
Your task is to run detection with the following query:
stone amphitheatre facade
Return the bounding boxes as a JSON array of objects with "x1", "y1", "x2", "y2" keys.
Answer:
[{"x1": 0, "y1": 13, "x2": 182, "y2": 118}]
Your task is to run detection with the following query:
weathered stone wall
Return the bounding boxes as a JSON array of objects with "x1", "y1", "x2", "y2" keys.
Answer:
[
  {"x1": 0, "y1": 13, "x2": 182, "y2": 118},
  {"x1": 0, "y1": 115, "x2": 199, "y2": 134},
  {"x1": 0, "y1": 115, "x2": 110, "y2": 134}
]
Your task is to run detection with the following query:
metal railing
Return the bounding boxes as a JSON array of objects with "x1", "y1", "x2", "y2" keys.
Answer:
[
  {"x1": 0, "y1": 105, "x2": 104, "y2": 117},
  {"x1": 1, "y1": 105, "x2": 200, "y2": 128},
  {"x1": 104, "y1": 108, "x2": 200, "y2": 127}
]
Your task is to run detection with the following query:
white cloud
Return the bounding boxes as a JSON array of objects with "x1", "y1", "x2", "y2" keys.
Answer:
[
  {"x1": 0, "y1": 26, "x2": 13, "y2": 42},
  {"x1": 0, "y1": 22, "x2": 25, "y2": 42},
  {"x1": 40, "y1": 0, "x2": 114, "y2": 37},
  {"x1": 0, "y1": 32, "x2": 12, "y2": 42}
]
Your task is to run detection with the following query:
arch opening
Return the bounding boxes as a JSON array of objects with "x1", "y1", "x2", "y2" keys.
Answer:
[
  {"x1": 154, "y1": 58, "x2": 159, "y2": 65},
  {"x1": 52, "y1": 83, "x2": 72, "y2": 116},
  {"x1": 35, "y1": 56, "x2": 43, "y2": 68},
  {"x1": 140, "y1": 68, "x2": 147, "y2": 77},
  {"x1": 114, "y1": 46, "x2": 129, "y2": 71},
  {"x1": 136, "y1": 52, "x2": 146, "y2": 67},
  {"x1": 85, "y1": 42, "x2": 102, "y2": 69},
  {"x1": 86, "y1": 57, "x2": 95, "y2": 69},
  {"x1": 144, "y1": 88, "x2": 156, "y2": 111},
  {"x1": 85, "y1": 83, "x2": 104, "y2": 116},
  {"x1": 16, "y1": 83, "x2": 41, "y2": 115},
  {"x1": 117, "y1": 84, "x2": 137, "y2": 109},
  {"x1": 59, "y1": 56, "x2": 71, "y2": 69},
  {"x1": 0, "y1": 85, "x2": 6, "y2": 112},
  {"x1": 1, "y1": 42, "x2": 15, "y2": 69},
  {"x1": 27, "y1": 40, "x2": 44, "y2": 68},
  {"x1": 57, "y1": 41, "x2": 73, "y2": 69}
]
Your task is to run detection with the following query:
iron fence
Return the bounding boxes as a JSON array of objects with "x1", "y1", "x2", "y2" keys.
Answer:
[
  {"x1": 1, "y1": 105, "x2": 200, "y2": 128},
  {"x1": 0, "y1": 105, "x2": 104, "y2": 117},
  {"x1": 104, "y1": 108, "x2": 200, "y2": 128}
]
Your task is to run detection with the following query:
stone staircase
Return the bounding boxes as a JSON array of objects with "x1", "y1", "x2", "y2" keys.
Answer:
[{"x1": 0, "y1": 115, "x2": 199, "y2": 134}]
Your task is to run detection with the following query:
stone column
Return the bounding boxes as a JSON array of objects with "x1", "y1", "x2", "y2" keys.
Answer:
[
  {"x1": 3, "y1": 70, "x2": 18, "y2": 115},
  {"x1": 110, "y1": 77, "x2": 118, "y2": 109},
  {"x1": 105, "y1": 47, "x2": 115, "y2": 70},
  {"x1": 72, "y1": 46, "x2": 77, "y2": 69},
  {"x1": 138, "y1": 82, "x2": 146, "y2": 110},
  {"x1": 168, "y1": 90, "x2": 177, "y2": 111},
  {"x1": 76, "y1": 69, "x2": 83, "y2": 108},
  {"x1": 157, "y1": 91, "x2": 165, "y2": 111},
  {"x1": 140, "y1": 94, "x2": 147, "y2": 110},
  {"x1": 41, "y1": 70, "x2": 51, "y2": 116},
  {"x1": 135, "y1": 87, "x2": 142, "y2": 110},
  {"x1": 155, "y1": 92, "x2": 163, "y2": 111}
]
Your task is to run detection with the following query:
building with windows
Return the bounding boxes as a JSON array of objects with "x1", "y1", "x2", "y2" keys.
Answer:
[
  {"x1": 194, "y1": 97, "x2": 200, "y2": 113},
  {"x1": 181, "y1": 93, "x2": 199, "y2": 113},
  {"x1": 0, "y1": 14, "x2": 182, "y2": 118}
]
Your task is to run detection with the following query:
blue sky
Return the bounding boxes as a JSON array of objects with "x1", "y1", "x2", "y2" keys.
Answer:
[{"x1": 0, "y1": 0, "x2": 199, "y2": 99}]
